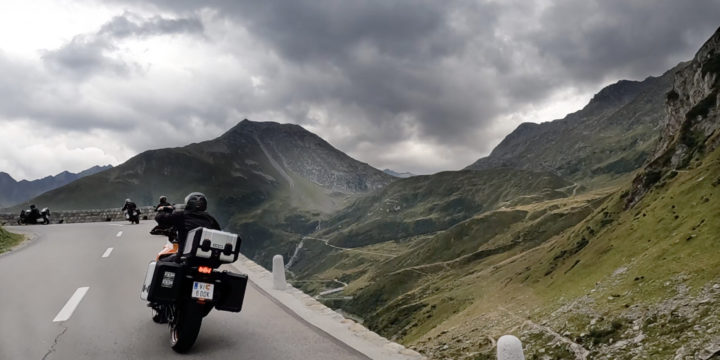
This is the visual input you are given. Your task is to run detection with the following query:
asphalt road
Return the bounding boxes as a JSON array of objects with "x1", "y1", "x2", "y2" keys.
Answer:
[{"x1": 0, "y1": 221, "x2": 369, "y2": 360}]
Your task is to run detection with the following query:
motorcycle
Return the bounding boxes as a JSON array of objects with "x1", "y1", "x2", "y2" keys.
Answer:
[
  {"x1": 141, "y1": 227, "x2": 247, "y2": 353},
  {"x1": 17, "y1": 208, "x2": 50, "y2": 225},
  {"x1": 125, "y1": 208, "x2": 141, "y2": 224}
]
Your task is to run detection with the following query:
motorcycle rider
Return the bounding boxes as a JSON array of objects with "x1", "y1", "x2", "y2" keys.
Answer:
[
  {"x1": 155, "y1": 195, "x2": 171, "y2": 212},
  {"x1": 150, "y1": 196, "x2": 175, "y2": 237},
  {"x1": 28, "y1": 204, "x2": 41, "y2": 222},
  {"x1": 155, "y1": 192, "x2": 221, "y2": 261},
  {"x1": 150, "y1": 192, "x2": 221, "y2": 324},
  {"x1": 122, "y1": 198, "x2": 137, "y2": 213}
]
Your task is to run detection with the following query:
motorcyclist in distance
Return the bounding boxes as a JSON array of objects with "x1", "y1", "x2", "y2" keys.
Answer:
[
  {"x1": 122, "y1": 198, "x2": 137, "y2": 213},
  {"x1": 155, "y1": 196, "x2": 172, "y2": 212},
  {"x1": 155, "y1": 192, "x2": 221, "y2": 261},
  {"x1": 28, "y1": 204, "x2": 41, "y2": 222}
]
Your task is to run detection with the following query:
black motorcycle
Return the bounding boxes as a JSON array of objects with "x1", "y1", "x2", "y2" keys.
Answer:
[
  {"x1": 141, "y1": 227, "x2": 247, "y2": 353},
  {"x1": 18, "y1": 208, "x2": 50, "y2": 225},
  {"x1": 125, "y1": 208, "x2": 141, "y2": 224}
]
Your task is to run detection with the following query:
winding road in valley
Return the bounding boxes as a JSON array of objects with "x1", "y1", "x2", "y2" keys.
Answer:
[{"x1": 0, "y1": 222, "x2": 369, "y2": 360}]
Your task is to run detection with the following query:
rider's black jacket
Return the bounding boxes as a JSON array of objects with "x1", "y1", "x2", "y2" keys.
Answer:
[
  {"x1": 122, "y1": 202, "x2": 137, "y2": 212},
  {"x1": 155, "y1": 200, "x2": 172, "y2": 212},
  {"x1": 28, "y1": 207, "x2": 41, "y2": 220},
  {"x1": 155, "y1": 209, "x2": 221, "y2": 250}
]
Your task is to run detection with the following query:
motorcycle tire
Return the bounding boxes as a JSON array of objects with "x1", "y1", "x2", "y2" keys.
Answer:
[{"x1": 170, "y1": 300, "x2": 203, "y2": 353}]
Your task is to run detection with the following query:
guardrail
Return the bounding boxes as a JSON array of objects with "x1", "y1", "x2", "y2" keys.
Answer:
[{"x1": 0, "y1": 206, "x2": 157, "y2": 225}]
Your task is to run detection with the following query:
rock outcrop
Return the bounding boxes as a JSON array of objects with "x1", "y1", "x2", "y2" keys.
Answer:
[{"x1": 626, "y1": 26, "x2": 720, "y2": 208}]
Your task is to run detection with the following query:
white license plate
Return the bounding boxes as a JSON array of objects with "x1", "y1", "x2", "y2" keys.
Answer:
[{"x1": 191, "y1": 281, "x2": 214, "y2": 300}]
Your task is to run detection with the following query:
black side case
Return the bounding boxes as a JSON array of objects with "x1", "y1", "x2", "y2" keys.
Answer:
[
  {"x1": 148, "y1": 262, "x2": 185, "y2": 303},
  {"x1": 214, "y1": 271, "x2": 248, "y2": 312}
]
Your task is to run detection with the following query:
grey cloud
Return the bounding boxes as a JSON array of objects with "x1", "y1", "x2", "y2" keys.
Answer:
[
  {"x1": 42, "y1": 12, "x2": 204, "y2": 78},
  {"x1": 8, "y1": 0, "x2": 720, "y2": 176},
  {"x1": 42, "y1": 35, "x2": 128, "y2": 78},
  {"x1": 528, "y1": 0, "x2": 720, "y2": 84},
  {"x1": 99, "y1": 12, "x2": 204, "y2": 39}
]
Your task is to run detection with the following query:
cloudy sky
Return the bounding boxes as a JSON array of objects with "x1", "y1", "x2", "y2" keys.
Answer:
[{"x1": 0, "y1": 0, "x2": 718, "y2": 180}]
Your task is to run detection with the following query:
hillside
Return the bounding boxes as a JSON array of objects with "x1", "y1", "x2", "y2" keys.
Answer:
[
  {"x1": 287, "y1": 26, "x2": 720, "y2": 360},
  {"x1": 314, "y1": 168, "x2": 573, "y2": 249},
  {"x1": 14, "y1": 120, "x2": 394, "y2": 267},
  {"x1": 466, "y1": 67, "x2": 676, "y2": 187},
  {"x1": 0, "y1": 165, "x2": 111, "y2": 208}
]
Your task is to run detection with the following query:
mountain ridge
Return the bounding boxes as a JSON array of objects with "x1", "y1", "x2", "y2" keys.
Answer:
[
  {"x1": 0, "y1": 165, "x2": 112, "y2": 208},
  {"x1": 466, "y1": 69, "x2": 677, "y2": 187}
]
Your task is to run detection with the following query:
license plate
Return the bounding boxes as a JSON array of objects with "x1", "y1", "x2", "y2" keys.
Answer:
[{"x1": 191, "y1": 281, "x2": 214, "y2": 300}]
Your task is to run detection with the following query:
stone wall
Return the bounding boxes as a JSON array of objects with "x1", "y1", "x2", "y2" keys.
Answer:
[{"x1": 0, "y1": 206, "x2": 156, "y2": 226}]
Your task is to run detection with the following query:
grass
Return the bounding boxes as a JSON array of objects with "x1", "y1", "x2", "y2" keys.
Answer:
[{"x1": 0, "y1": 226, "x2": 23, "y2": 254}]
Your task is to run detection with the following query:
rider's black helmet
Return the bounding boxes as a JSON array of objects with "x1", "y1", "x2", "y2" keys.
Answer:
[
  {"x1": 30, "y1": 204, "x2": 36, "y2": 209},
  {"x1": 184, "y1": 192, "x2": 207, "y2": 212}
]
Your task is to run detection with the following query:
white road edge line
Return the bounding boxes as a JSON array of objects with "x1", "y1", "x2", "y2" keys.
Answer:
[
  {"x1": 102, "y1": 247, "x2": 114, "y2": 258},
  {"x1": 116, "y1": 231, "x2": 123, "y2": 237},
  {"x1": 53, "y1": 287, "x2": 90, "y2": 322}
]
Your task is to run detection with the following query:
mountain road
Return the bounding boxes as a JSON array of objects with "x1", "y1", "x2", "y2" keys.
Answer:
[{"x1": 0, "y1": 222, "x2": 369, "y2": 360}]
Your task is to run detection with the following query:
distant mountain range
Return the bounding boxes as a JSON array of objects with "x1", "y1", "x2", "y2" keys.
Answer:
[
  {"x1": 13, "y1": 120, "x2": 394, "y2": 265},
  {"x1": 0, "y1": 165, "x2": 112, "y2": 208}
]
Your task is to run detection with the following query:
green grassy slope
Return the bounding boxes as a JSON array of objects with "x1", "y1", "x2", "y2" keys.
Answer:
[
  {"x1": 0, "y1": 227, "x2": 23, "y2": 254},
  {"x1": 315, "y1": 169, "x2": 573, "y2": 249}
]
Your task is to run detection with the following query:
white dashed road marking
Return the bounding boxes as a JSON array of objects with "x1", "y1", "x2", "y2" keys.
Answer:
[
  {"x1": 102, "y1": 248, "x2": 113, "y2": 258},
  {"x1": 116, "y1": 231, "x2": 123, "y2": 237},
  {"x1": 53, "y1": 287, "x2": 89, "y2": 322}
]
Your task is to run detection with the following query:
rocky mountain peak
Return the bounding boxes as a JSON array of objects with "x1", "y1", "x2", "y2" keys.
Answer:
[
  {"x1": 626, "y1": 26, "x2": 720, "y2": 207},
  {"x1": 587, "y1": 79, "x2": 644, "y2": 108},
  {"x1": 220, "y1": 119, "x2": 393, "y2": 193}
]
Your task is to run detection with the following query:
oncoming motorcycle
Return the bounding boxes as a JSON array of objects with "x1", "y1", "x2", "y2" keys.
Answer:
[
  {"x1": 141, "y1": 227, "x2": 248, "y2": 353},
  {"x1": 18, "y1": 208, "x2": 50, "y2": 225}
]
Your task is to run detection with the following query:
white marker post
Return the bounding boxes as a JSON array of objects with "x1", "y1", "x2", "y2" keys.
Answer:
[
  {"x1": 272, "y1": 255, "x2": 287, "y2": 290},
  {"x1": 497, "y1": 335, "x2": 525, "y2": 360}
]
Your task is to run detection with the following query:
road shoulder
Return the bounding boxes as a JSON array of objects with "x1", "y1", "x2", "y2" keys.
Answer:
[{"x1": 229, "y1": 255, "x2": 426, "y2": 360}]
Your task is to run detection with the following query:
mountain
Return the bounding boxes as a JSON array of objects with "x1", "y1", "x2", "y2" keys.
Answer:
[
  {"x1": 383, "y1": 169, "x2": 415, "y2": 178},
  {"x1": 16, "y1": 120, "x2": 394, "y2": 266},
  {"x1": 0, "y1": 165, "x2": 112, "y2": 208},
  {"x1": 466, "y1": 69, "x2": 676, "y2": 187},
  {"x1": 285, "y1": 27, "x2": 720, "y2": 359}
]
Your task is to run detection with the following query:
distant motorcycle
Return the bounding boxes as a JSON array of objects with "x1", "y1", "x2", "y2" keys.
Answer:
[
  {"x1": 125, "y1": 208, "x2": 141, "y2": 224},
  {"x1": 18, "y1": 208, "x2": 50, "y2": 225},
  {"x1": 141, "y1": 226, "x2": 247, "y2": 352}
]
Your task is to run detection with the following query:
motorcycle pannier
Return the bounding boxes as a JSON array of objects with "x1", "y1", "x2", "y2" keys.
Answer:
[
  {"x1": 214, "y1": 271, "x2": 248, "y2": 312},
  {"x1": 147, "y1": 261, "x2": 185, "y2": 303},
  {"x1": 182, "y1": 228, "x2": 241, "y2": 264}
]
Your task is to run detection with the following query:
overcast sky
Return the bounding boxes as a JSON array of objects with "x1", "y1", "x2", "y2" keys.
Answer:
[{"x1": 0, "y1": 0, "x2": 718, "y2": 180}]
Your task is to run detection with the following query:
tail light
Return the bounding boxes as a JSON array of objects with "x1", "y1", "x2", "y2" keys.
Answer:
[{"x1": 198, "y1": 266, "x2": 212, "y2": 274}]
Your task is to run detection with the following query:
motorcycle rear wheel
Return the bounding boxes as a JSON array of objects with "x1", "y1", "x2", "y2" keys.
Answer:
[{"x1": 170, "y1": 300, "x2": 203, "y2": 353}]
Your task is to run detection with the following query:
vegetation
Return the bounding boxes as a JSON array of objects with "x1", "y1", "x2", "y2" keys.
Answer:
[{"x1": 0, "y1": 227, "x2": 23, "y2": 254}]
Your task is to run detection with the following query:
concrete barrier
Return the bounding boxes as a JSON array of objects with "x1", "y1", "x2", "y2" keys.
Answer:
[
  {"x1": 497, "y1": 335, "x2": 524, "y2": 360},
  {"x1": 230, "y1": 254, "x2": 425, "y2": 360},
  {"x1": 273, "y1": 254, "x2": 287, "y2": 290},
  {"x1": 0, "y1": 206, "x2": 156, "y2": 225}
]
